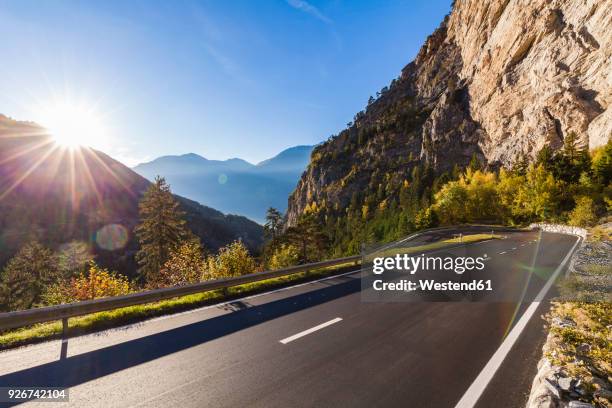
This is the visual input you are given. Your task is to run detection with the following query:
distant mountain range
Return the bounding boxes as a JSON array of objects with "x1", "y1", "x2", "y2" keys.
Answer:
[
  {"x1": 0, "y1": 114, "x2": 263, "y2": 277},
  {"x1": 133, "y1": 145, "x2": 314, "y2": 223}
]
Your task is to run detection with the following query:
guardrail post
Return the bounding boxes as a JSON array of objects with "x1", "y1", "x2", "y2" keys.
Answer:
[{"x1": 60, "y1": 317, "x2": 68, "y2": 360}]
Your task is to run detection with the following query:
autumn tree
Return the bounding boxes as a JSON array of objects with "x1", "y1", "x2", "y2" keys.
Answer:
[
  {"x1": 268, "y1": 244, "x2": 300, "y2": 270},
  {"x1": 135, "y1": 176, "x2": 190, "y2": 284},
  {"x1": 41, "y1": 262, "x2": 132, "y2": 305},
  {"x1": 591, "y1": 139, "x2": 612, "y2": 186},
  {"x1": 496, "y1": 168, "x2": 524, "y2": 223},
  {"x1": 432, "y1": 169, "x2": 504, "y2": 225},
  {"x1": 206, "y1": 240, "x2": 256, "y2": 279},
  {"x1": 71, "y1": 261, "x2": 131, "y2": 300},
  {"x1": 159, "y1": 240, "x2": 206, "y2": 286},
  {"x1": 414, "y1": 207, "x2": 438, "y2": 230},
  {"x1": 568, "y1": 196, "x2": 597, "y2": 227},
  {"x1": 432, "y1": 179, "x2": 469, "y2": 225},
  {"x1": 514, "y1": 164, "x2": 563, "y2": 221}
]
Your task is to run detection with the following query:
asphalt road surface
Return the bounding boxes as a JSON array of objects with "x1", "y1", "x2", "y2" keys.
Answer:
[{"x1": 0, "y1": 230, "x2": 579, "y2": 408}]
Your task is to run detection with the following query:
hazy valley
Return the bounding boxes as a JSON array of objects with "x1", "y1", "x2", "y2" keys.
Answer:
[{"x1": 133, "y1": 145, "x2": 314, "y2": 223}]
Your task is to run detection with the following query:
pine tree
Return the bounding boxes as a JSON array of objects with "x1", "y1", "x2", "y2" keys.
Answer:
[
  {"x1": 264, "y1": 207, "x2": 284, "y2": 241},
  {"x1": 1, "y1": 241, "x2": 60, "y2": 311},
  {"x1": 285, "y1": 214, "x2": 329, "y2": 263},
  {"x1": 563, "y1": 131, "x2": 579, "y2": 162},
  {"x1": 135, "y1": 176, "x2": 190, "y2": 284},
  {"x1": 551, "y1": 132, "x2": 590, "y2": 184},
  {"x1": 512, "y1": 153, "x2": 529, "y2": 176},
  {"x1": 468, "y1": 153, "x2": 482, "y2": 172},
  {"x1": 535, "y1": 145, "x2": 554, "y2": 169}
]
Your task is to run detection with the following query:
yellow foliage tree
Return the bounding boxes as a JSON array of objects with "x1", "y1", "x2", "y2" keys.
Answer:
[
  {"x1": 205, "y1": 241, "x2": 256, "y2": 280},
  {"x1": 159, "y1": 240, "x2": 207, "y2": 286},
  {"x1": 268, "y1": 244, "x2": 300, "y2": 270},
  {"x1": 568, "y1": 196, "x2": 597, "y2": 227},
  {"x1": 513, "y1": 164, "x2": 563, "y2": 221},
  {"x1": 71, "y1": 261, "x2": 131, "y2": 300},
  {"x1": 433, "y1": 169, "x2": 503, "y2": 224}
]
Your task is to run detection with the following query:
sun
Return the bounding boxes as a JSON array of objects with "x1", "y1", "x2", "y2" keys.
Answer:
[{"x1": 39, "y1": 102, "x2": 106, "y2": 148}]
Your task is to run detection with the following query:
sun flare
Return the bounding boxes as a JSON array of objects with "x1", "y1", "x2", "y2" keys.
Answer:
[{"x1": 39, "y1": 102, "x2": 106, "y2": 148}]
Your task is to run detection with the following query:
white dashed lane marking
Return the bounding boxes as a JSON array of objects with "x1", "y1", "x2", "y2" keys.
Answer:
[{"x1": 280, "y1": 318, "x2": 343, "y2": 345}]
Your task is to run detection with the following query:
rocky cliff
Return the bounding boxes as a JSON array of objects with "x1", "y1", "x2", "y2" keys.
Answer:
[{"x1": 287, "y1": 0, "x2": 611, "y2": 226}]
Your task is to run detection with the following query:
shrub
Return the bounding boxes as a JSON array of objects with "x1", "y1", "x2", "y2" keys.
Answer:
[
  {"x1": 71, "y1": 262, "x2": 132, "y2": 300},
  {"x1": 40, "y1": 282, "x2": 76, "y2": 305},
  {"x1": 205, "y1": 241, "x2": 256, "y2": 280},
  {"x1": 568, "y1": 196, "x2": 597, "y2": 227},
  {"x1": 269, "y1": 244, "x2": 300, "y2": 270},
  {"x1": 158, "y1": 240, "x2": 206, "y2": 287},
  {"x1": 414, "y1": 207, "x2": 438, "y2": 230}
]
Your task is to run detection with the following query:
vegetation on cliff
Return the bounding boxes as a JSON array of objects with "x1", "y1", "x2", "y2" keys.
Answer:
[{"x1": 275, "y1": 138, "x2": 611, "y2": 258}]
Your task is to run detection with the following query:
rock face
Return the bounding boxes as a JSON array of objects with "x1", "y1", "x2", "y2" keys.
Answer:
[
  {"x1": 286, "y1": 0, "x2": 611, "y2": 226},
  {"x1": 449, "y1": 0, "x2": 610, "y2": 159}
]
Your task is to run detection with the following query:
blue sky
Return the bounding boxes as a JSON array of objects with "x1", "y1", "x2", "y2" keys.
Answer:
[{"x1": 0, "y1": 0, "x2": 451, "y2": 166}]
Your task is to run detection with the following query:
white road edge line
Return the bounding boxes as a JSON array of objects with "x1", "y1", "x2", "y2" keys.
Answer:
[
  {"x1": 280, "y1": 317, "x2": 343, "y2": 345},
  {"x1": 138, "y1": 270, "x2": 360, "y2": 326},
  {"x1": 453, "y1": 236, "x2": 581, "y2": 408}
]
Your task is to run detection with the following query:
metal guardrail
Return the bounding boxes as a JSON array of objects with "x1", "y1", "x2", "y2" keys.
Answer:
[
  {"x1": 0, "y1": 255, "x2": 360, "y2": 332},
  {"x1": 0, "y1": 223, "x2": 522, "y2": 333}
]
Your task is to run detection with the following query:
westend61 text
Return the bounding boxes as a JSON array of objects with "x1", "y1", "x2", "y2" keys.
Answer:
[{"x1": 373, "y1": 279, "x2": 493, "y2": 292}]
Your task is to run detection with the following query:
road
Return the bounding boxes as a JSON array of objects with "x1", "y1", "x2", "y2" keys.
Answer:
[{"x1": 0, "y1": 230, "x2": 579, "y2": 408}]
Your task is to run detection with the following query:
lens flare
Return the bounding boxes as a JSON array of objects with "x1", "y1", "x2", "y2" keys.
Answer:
[{"x1": 95, "y1": 224, "x2": 129, "y2": 251}]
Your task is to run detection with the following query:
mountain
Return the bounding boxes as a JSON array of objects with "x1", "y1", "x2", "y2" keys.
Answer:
[
  {"x1": 134, "y1": 153, "x2": 254, "y2": 176},
  {"x1": 256, "y1": 145, "x2": 314, "y2": 174},
  {"x1": 287, "y1": 0, "x2": 611, "y2": 226},
  {"x1": 133, "y1": 145, "x2": 314, "y2": 223},
  {"x1": 0, "y1": 114, "x2": 263, "y2": 277}
]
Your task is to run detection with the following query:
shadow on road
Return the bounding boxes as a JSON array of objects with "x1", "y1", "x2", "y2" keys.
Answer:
[{"x1": 0, "y1": 275, "x2": 360, "y2": 405}]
